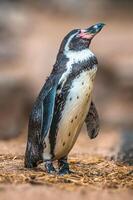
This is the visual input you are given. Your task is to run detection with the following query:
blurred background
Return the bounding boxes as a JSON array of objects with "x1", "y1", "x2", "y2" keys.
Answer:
[{"x1": 0, "y1": 0, "x2": 133, "y2": 162}]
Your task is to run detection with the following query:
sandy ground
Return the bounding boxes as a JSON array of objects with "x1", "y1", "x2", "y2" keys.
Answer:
[{"x1": 1, "y1": 128, "x2": 133, "y2": 200}]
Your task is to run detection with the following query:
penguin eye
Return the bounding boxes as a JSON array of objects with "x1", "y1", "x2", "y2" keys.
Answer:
[{"x1": 76, "y1": 30, "x2": 81, "y2": 38}]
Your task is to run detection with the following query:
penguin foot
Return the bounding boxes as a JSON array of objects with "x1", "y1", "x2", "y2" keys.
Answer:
[
  {"x1": 58, "y1": 157, "x2": 73, "y2": 176},
  {"x1": 45, "y1": 161, "x2": 56, "y2": 174},
  {"x1": 58, "y1": 167, "x2": 73, "y2": 176}
]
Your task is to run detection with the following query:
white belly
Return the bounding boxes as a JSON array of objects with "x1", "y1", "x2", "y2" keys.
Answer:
[{"x1": 54, "y1": 69, "x2": 97, "y2": 159}]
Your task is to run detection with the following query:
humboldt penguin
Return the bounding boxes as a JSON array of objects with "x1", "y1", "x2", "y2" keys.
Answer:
[{"x1": 25, "y1": 23, "x2": 105, "y2": 175}]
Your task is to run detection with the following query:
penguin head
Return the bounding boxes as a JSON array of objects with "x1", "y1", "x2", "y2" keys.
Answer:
[{"x1": 59, "y1": 23, "x2": 105, "y2": 53}]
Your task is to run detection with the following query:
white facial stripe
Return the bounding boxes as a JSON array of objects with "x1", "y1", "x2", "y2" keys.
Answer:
[{"x1": 64, "y1": 32, "x2": 78, "y2": 52}]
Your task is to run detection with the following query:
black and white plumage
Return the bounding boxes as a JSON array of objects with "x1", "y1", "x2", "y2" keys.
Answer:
[{"x1": 25, "y1": 23, "x2": 105, "y2": 174}]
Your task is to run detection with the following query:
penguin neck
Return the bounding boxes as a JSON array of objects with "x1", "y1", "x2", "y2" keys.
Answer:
[
  {"x1": 65, "y1": 48, "x2": 94, "y2": 63},
  {"x1": 64, "y1": 48, "x2": 95, "y2": 77}
]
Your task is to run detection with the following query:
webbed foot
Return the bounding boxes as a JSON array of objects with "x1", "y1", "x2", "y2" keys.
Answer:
[
  {"x1": 45, "y1": 161, "x2": 56, "y2": 174},
  {"x1": 58, "y1": 157, "x2": 73, "y2": 175}
]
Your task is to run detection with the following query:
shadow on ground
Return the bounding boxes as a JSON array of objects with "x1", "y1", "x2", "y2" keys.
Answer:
[{"x1": 116, "y1": 130, "x2": 133, "y2": 166}]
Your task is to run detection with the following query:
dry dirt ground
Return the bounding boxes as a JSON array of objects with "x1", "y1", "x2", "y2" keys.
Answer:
[{"x1": 1, "y1": 129, "x2": 133, "y2": 200}]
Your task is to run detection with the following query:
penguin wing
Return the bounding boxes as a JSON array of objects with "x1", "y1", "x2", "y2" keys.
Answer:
[
  {"x1": 39, "y1": 74, "x2": 63, "y2": 143},
  {"x1": 28, "y1": 74, "x2": 61, "y2": 144},
  {"x1": 41, "y1": 84, "x2": 57, "y2": 142},
  {"x1": 85, "y1": 101, "x2": 100, "y2": 139}
]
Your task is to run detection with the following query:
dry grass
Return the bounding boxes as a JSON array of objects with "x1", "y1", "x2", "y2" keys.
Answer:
[{"x1": 0, "y1": 154, "x2": 133, "y2": 190}]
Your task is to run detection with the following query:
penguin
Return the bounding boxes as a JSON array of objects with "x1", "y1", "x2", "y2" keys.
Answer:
[{"x1": 25, "y1": 23, "x2": 105, "y2": 175}]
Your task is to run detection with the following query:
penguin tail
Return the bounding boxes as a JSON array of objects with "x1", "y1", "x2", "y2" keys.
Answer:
[{"x1": 24, "y1": 140, "x2": 43, "y2": 168}]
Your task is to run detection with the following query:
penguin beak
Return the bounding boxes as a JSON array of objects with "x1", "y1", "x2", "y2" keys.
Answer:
[
  {"x1": 85, "y1": 23, "x2": 105, "y2": 35},
  {"x1": 79, "y1": 23, "x2": 105, "y2": 39}
]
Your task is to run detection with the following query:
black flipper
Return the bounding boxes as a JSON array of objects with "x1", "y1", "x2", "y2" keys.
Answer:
[
  {"x1": 25, "y1": 74, "x2": 61, "y2": 168},
  {"x1": 41, "y1": 85, "x2": 58, "y2": 142},
  {"x1": 85, "y1": 101, "x2": 100, "y2": 139}
]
